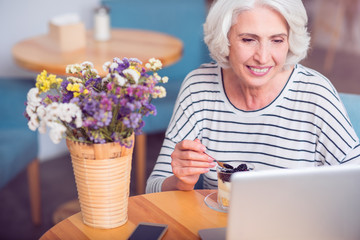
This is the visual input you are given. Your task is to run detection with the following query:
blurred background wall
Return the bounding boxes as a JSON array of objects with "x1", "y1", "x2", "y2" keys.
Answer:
[{"x1": 0, "y1": 0, "x2": 100, "y2": 161}]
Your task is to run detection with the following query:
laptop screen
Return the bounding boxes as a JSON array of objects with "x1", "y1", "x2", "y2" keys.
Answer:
[{"x1": 227, "y1": 165, "x2": 360, "y2": 240}]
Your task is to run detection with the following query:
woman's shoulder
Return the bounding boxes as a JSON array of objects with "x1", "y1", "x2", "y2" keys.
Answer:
[
  {"x1": 183, "y1": 62, "x2": 220, "y2": 83},
  {"x1": 179, "y1": 62, "x2": 221, "y2": 92},
  {"x1": 292, "y1": 64, "x2": 338, "y2": 96}
]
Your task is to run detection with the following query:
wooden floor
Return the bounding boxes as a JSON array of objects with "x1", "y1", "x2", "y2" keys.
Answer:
[{"x1": 0, "y1": 45, "x2": 359, "y2": 239}]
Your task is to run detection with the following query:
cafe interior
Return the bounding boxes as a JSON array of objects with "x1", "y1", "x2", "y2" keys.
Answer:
[{"x1": 1, "y1": 0, "x2": 360, "y2": 239}]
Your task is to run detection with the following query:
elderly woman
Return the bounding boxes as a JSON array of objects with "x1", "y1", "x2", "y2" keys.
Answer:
[{"x1": 146, "y1": 0, "x2": 360, "y2": 193}]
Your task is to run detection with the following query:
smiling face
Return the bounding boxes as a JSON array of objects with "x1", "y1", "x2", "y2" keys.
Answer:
[{"x1": 227, "y1": 6, "x2": 290, "y2": 89}]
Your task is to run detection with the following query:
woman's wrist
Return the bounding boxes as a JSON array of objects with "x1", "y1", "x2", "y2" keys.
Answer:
[{"x1": 161, "y1": 175, "x2": 194, "y2": 191}]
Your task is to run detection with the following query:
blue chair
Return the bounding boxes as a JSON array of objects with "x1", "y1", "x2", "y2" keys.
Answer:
[
  {"x1": 0, "y1": 78, "x2": 41, "y2": 225},
  {"x1": 102, "y1": 0, "x2": 211, "y2": 193},
  {"x1": 339, "y1": 93, "x2": 360, "y2": 138}
]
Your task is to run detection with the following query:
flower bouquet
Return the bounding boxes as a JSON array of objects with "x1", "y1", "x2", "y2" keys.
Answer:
[
  {"x1": 25, "y1": 57, "x2": 167, "y2": 146},
  {"x1": 24, "y1": 57, "x2": 168, "y2": 228}
]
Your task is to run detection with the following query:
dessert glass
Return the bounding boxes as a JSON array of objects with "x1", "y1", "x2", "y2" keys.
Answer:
[{"x1": 217, "y1": 162, "x2": 254, "y2": 211}]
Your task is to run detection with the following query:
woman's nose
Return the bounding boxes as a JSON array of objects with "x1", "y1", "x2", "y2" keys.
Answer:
[{"x1": 254, "y1": 43, "x2": 270, "y2": 64}]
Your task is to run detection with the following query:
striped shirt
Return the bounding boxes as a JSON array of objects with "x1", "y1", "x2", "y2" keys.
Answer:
[{"x1": 146, "y1": 63, "x2": 360, "y2": 193}]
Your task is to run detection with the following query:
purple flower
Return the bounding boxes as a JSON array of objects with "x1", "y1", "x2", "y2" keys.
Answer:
[
  {"x1": 85, "y1": 77, "x2": 101, "y2": 88},
  {"x1": 124, "y1": 113, "x2": 142, "y2": 129}
]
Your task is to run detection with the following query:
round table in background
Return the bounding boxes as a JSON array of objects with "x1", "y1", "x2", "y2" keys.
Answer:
[{"x1": 12, "y1": 28, "x2": 183, "y2": 76}]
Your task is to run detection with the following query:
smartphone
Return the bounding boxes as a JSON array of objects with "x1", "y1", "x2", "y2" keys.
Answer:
[{"x1": 128, "y1": 222, "x2": 168, "y2": 240}]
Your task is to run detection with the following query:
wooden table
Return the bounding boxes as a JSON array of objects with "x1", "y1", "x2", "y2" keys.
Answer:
[
  {"x1": 12, "y1": 28, "x2": 183, "y2": 76},
  {"x1": 40, "y1": 190, "x2": 227, "y2": 240}
]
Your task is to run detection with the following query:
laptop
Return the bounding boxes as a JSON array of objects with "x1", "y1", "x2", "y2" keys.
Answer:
[
  {"x1": 227, "y1": 165, "x2": 360, "y2": 240},
  {"x1": 199, "y1": 165, "x2": 360, "y2": 240}
]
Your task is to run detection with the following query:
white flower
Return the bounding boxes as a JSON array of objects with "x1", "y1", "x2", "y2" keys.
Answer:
[
  {"x1": 153, "y1": 73, "x2": 161, "y2": 81},
  {"x1": 81, "y1": 61, "x2": 94, "y2": 69},
  {"x1": 66, "y1": 64, "x2": 82, "y2": 74},
  {"x1": 161, "y1": 76, "x2": 169, "y2": 83},
  {"x1": 147, "y1": 58, "x2": 163, "y2": 71},
  {"x1": 31, "y1": 102, "x2": 83, "y2": 144},
  {"x1": 102, "y1": 73, "x2": 111, "y2": 85},
  {"x1": 113, "y1": 73, "x2": 127, "y2": 86},
  {"x1": 36, "y1": 105, "x2": 46, "y2": 119},
  {"x1": 38, "y1": 120, "x2": 47, "y2": 134},
  {"x1": 67, "y1": 104, "x2": 82, "y2": 126},
  {"x1": 57, "y1": 104, "x2": 72, "y2": 123},
  {"x1": 90, "y1": 69, "x2": 99, "y2": 75},
  {"x1": 26, "y1": 105, "x2": 36, "y2": 117},
  {"x1": 55, "y1": 103, "x2": 83, "y2": 127},
  {"x1": 44, "y1": 102, "x2": 59, "y2": 122},
  {"x1": 67, "y1": 76, "x2": 83, "y2": 84},
  {"x1": 27, "y1": 88, "x2": 41, "y2": 108},
  {"x1": 28, "y1": 115, "x2": 39, "y2": 131},
  {"x1": 48, "y1": 122, "x2": 66, "y2": 144},
  {"x1": 123, "y1": 68, "x2": 140, "y2": 83},
  {"x1": 74, "y1": 111, "x2": 82, "y2": 128},
  {"x1": 110, "y1": 62, "x2": 119, "y2": 71},
  {"x1": 152, "y1": 86, "x2": 166, "y2": 98},
  {"x1": 103, "y1": 61, "x2": 111, "y2": 72},
  {"x1": 113, "y1": 57, "x2": 123, "y2": 64},
  {"x1": 26, "y1": 88, "x2": 42, "y2": 122},
  {"x1": 129, "y1": 58, "x2": 142, "y2": 65}
]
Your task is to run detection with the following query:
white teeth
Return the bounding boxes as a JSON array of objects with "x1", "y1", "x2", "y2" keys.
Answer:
[{"x1": 250, "y1": 67, "x2": 269, "y2": 73}]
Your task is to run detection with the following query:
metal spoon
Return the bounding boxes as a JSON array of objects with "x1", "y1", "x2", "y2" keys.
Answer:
[{"x1": 204, "y1": 152, "x2": 233, "y2": 169}]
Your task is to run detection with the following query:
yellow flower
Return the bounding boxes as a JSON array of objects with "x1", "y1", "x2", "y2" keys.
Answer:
[
  {"x1": 66, "y1": 83, "x2": 81, "y2": 92},
  {"x1": 35, "y1": 70, "x2": 62, "y2": 93},
  {"x1": 66, "y1": 83, "x2": 88, "y2": 97}
]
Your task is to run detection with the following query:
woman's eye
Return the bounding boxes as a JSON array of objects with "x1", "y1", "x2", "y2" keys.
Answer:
[
  {"x1": 242, "y1": 38, "x2": 254, "y2": 43},
  {"x1": 273, "y1": 39, "x2": 284, "y2": 44}
]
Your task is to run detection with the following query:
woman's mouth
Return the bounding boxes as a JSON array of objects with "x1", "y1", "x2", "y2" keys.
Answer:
[{"x1": 248, "y1": 66, "x2": 271, "y2": 76}]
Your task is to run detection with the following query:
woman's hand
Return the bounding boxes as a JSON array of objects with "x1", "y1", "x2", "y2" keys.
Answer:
[{"x1": 162, "y1": 139, "x2": 216, "y2": 191}]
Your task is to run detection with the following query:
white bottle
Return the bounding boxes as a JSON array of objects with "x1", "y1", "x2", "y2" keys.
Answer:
[{"x1": 94, "y1": 6, "x2": 111, "y2": 41}]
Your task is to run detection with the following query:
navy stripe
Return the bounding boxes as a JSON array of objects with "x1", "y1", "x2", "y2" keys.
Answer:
[
  {"x1": 202, "y1": 136, "x2": 315, "y2": 154},
  {"x1": 206, "y1": 148, "x2": 317, "y2": 163},
  {"x1": 317, "y1": 139, "x2": 341, "y2": 163},
  {"x1": 152, "y1": 169, "x2": 173, "y2": 175},
  {"x1": 264, "y1": 112, "x2": 347, "y2": 154},
  {"x1": 169, "y1": 99, "x2": 225, "y2": 135},
  {"x1": 342, "y1": 144, "x2": 360, "y2": 164},
  {"x1": 179, "y1": 80, "x2": 219, "y2": 97},
  {"x1": 297, "y1": 65, "x2": 337, "y2": 93},
  {"x1": 201, "y1": 127, "x2": 316, "y2": 145},
  {"x1": 151, "y1": 174, "x2": 168, "y2": 178},
  {"x1": 283, "y1": 96, "x2": 353, "y2": 137},
  {"x1": 196, "y1": 118, "x2": 318, "y2": 138},
  {"x1": 155, "y1": 161, "x2": 171, "y2": 166},
  {"x1": 292, "y1": 80, "x2": 339, "y2": 101},
  {"x1": 171, "y1": 89, "x2": 221, "y2": 122},
  {"x1": 169, "y1": 108, "x2": 234, "y2": 138},
  {"x1": 297, "y1": 71, "x2": 314, "y2": 77}
]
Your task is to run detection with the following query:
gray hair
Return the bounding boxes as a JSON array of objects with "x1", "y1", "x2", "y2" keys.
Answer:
[{"x1": 204, "y1": 0, "x2": 311, "y2": 69}]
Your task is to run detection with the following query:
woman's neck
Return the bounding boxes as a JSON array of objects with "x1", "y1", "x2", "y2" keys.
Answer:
[{"x1": 222, "y1": 66, "x2": 293, "y2": 111}]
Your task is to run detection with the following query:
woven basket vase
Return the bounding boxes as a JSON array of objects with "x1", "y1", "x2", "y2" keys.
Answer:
[{"x1": 66, "y1": 134, "x2": 134, "y2": 229}]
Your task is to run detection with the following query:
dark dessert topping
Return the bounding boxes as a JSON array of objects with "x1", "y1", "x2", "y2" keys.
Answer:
[{"x1": 218, "y1": 163, "x2": 249, "y2": 182}]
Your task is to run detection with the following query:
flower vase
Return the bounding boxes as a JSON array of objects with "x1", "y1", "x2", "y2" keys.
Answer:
[{"x1": 66, "y1": 134, "x2": 134, "y2": 229}]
